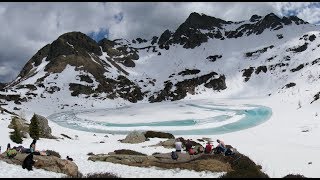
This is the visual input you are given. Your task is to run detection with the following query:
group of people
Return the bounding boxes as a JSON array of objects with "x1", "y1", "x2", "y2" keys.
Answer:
[
  {"x1": 4, "y1": 139, "x2": 50, "y2": 171},
  {"x1": 174, "y1": 138, "x2": 234, "y2": 157},
  {"x1": 6, "y1": 139, "x2": 48, "y2": 156}
]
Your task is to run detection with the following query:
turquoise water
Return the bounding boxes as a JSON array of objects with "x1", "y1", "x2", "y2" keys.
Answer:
[{"x1": 47, "y1": 103, "x2": 272, "y2": 135}]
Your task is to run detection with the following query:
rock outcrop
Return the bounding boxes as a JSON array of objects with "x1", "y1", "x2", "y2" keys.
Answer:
[
  {"x1": 120, "y1": 131, "x2": 146, "y2": 144},
  {"x1": 88, "y1": 147, "x2": 268, "y2": 178},
  {"x1": 32, "y1": 114, "x2": 56, "y2": 139},
  {"x1": 0, "y1": 152, "x2": 79, "y2": 177}
]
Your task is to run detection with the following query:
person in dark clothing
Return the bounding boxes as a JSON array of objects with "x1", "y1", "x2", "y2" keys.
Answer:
[
  {"x1": 29, "y1": 139, "x2": 47, "y2": 156},
  {"x1": 185, "y1": 139, "x2": 193, "y2": 152},
  {"x1": 22, "y1": 153, "x2": 36, "y2": 171}
]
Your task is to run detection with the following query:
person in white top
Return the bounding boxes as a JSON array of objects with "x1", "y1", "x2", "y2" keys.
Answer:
[
  {"x1": 216, "y1": 139, "x2": 226, "y2": 154},
  {"x1": 175, "y1": 139, "x2": 182, "y2": 152}
]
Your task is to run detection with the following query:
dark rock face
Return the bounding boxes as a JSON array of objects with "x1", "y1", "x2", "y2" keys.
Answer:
[
  {"x1": 269, "y1": 63, "x2": 289, "y2": 71},
  {"x1": 255, "y1": 66, "x2": 267, "y2": 74},
  {"x1": 78, "y1": 75, "x2": 93, "y2": 83},
  {"x1": 283, "y1": 82, "x2": 296, "y2": 89},
  {"x1": 246, "y1": 45, "x2": 274, "y2": 57},
  {"x1": 309, "y1": 34, "x2": 316, "y2": 41},
  {"x1": 0, "y1": 94, "x2": 27, "y2": 104},
  {"x1": 177, "y1": 69, "x2": 201, "y2": 76},
  {"x1": 206, "y1": 55, "x2": 222, "y2": 62},
  {"x1": 47, "y1": 31, "x2": 102, "y2": 61},
  {"x1": 249, "y1": 14, "x2": 262, "y2": 22},
  {"x1": 69, "y1": 83, "x2": 94, "y2": 96},
  {"x1": 0, "y1": 83, "x2": 6, "y2": 90},
  {"x1": 158, "y1": 12, "x2": 229, "y2": 49},
  {"x1": 311, "y1": 92, "x2": 320, "y2": 104},
  {"x1": 158, "y1": 29, "x2": 172, "y2": 46},
  {"x1": 290, "y1": 64, "x2": 304, "y2": 72},
  {"x1": 98, "y1": 38, "x2": 139, "y2": 67},
  {"x1": 312, "y1": 58, "x2": 320, "y2": 65},
  {"x1": 149, "y1": 72, "x2": 226, "y2": 102},
  {"x1": 242, "y1": 67, "x2": 255, "y2": 82},
  {"x1": 277, "y1": 34, "x2": 283, "y2": 39},
  {"x1": 226, "y1": 13, "x2": 307, "y2": 39},
  {"x1": 288, "y1": 43, "x2": 308, "y2": 53},
  {"x1": 14, "y1": 44, "x2": 51, "y2": 87}
]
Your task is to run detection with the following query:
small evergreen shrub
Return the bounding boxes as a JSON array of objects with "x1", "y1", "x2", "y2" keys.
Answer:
[{"x1": 29, "y1": 114, "x2": 40, "y2": 140}]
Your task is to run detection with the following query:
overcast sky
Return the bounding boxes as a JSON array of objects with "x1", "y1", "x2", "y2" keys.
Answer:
[{"x1": 0, "y1": 2, "x2": 320, "y2": 82}]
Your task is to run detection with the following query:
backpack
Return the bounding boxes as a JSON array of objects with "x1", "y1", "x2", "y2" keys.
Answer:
[
  {"x1": 6, "y1": 149, "x2": 17, "y2": 158},
  {"x1": 225, "y1": 148, "x2": 235, "y2": 156},
  {"x1": 171, "y1": 151, "x2": 179, "y2": 160}
]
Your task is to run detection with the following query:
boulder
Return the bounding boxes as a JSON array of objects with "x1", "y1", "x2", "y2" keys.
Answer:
[
  {"x1": 120, "y1": 131, "x2": 146, "y2": 144},
  {"x1": 154, "y1": 139, "x2": 176, "y2": 148},
  {"x1": 88, "y1": 154, "x2": 156, "y2": 164},
  {"x1": 33, "y1": 114, "x2": 56, "y2": 139},
  {"x1": 0, "y1": 152, "x2": 79, "y2": 177},
  {"x1": 144, "y1": 131, "x2": 175, "y2": 139}
]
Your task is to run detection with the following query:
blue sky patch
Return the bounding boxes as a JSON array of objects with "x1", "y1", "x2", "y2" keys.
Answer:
[
  {"x1": 114, "y1": 12, "x2": 124, "y2": 24},
  {"x1": 87, "y1": 28, "x2": 109, "y2": 42}
]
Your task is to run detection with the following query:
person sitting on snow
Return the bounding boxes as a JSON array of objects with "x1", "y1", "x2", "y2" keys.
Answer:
[
  {"x1": 175, "y1": 139, "x2": 182, "y2": 152},
  {"x1": 215, "y1": 139, "x2": 226, "y2": 154},
  {"x1": 205, "y1": 141, "x2": 213, "y2": 154}
]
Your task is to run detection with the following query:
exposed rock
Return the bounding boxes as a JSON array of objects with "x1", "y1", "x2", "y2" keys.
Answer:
[
  {"x1": 277, "y1": 34, "x2": 283, "y2": 39},
  {"x1": 311, "y1": 92, "x2": 320, "y2": 104},
  {"x1": 245, "y1": 45, "x2": 274, "y2": 57},
  {"x1": 290, "y1": 64, "x2": 304, "y2": 72},
  {"x1": 153, "y1": 139, "x2": 176, "y2": 148},
  {"x1": 144, "y1": 131, "x2": 175, "y2": 139},
  {"x1": 89, "y1": 154, "x2": 156, "y2": 165},
  {"x1": 242, "y1": 67, "x2": 255, "y2": 82},
  {"x1": 120, "y1": 131, "x2": 146, "y2": 144},
  {"x1": 255, "y1": 66, "x2": 267, "y2": 74},
  {"x1": 113, "y1": 149, "x2": 147, "y2": 156},
  {"x1": 149, "y1": 72, "x2": 226, "y2": 102},
  {"x1": 206, "y1": 55, "x2": 222, "y2": 62},
  {"x1": 288, "y1": 43, "x2": 308, "y2": 53},
  {"x1": 0, "y1": 152, "x2": 79, "y2": 177},
  {"x1": 283, "y1": 82, "x2": 296, "y2": 89},
  {"x1": 177, "y1": 69, "x2": 201, "y2": 76},
  {"x1": 32, "y1": 114, "x2": 56, "y2": 139}
]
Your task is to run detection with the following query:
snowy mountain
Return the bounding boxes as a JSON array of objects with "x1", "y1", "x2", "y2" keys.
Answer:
[{"x1": 1, "y1": 12, "x2": 320, "y2": 109}]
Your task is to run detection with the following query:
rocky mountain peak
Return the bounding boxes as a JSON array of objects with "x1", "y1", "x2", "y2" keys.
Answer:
[
  {"x1": 250, "y1": 14, "x2": 262, "y2": 22},
  {"x1": 46, "y1": 31, "x2": 102, "y2": 62},
  {"x1": 178, "y1": 12, "x2": 231, "y2": 31}
]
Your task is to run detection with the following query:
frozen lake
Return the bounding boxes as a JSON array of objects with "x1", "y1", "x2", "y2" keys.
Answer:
[{"x1": 47, "y1": 100, "x2": 272, "y2": 135}]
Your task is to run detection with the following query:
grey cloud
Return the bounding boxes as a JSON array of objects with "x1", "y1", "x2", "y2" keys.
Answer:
[{"x1": 0, "y1": 2, "x2": 319, "y2": 82}]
